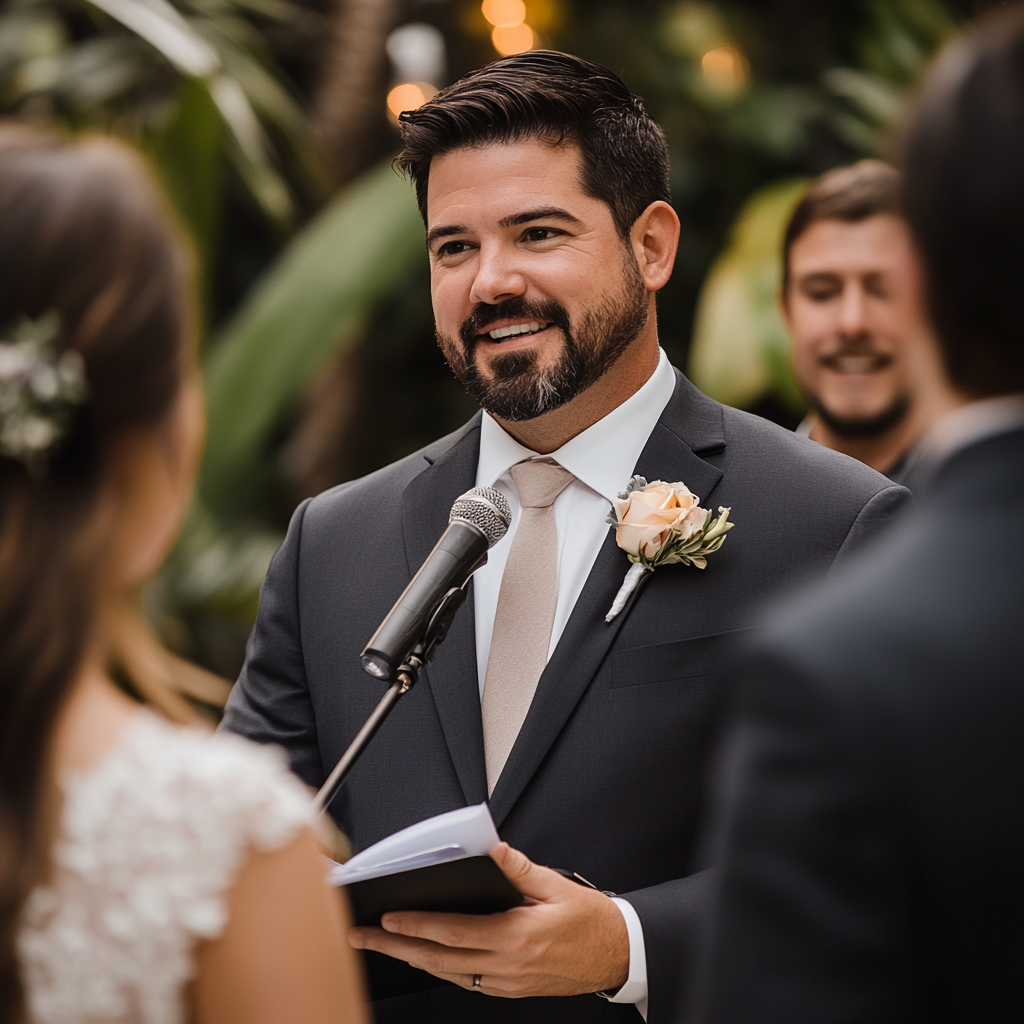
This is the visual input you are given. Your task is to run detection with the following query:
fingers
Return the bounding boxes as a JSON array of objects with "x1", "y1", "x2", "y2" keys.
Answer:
[
  {"x1": 349, "y1": 927, "x2": 495, "y2": 979},
  {"x1": 490, "y1": 841, "x2": 570, "y2": 901},
  {"x1": 379, "y1": 910, "x2": 495, "y2": 948}
]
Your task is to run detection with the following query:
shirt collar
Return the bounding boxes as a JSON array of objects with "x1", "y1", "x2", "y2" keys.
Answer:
[
  {"x1": 918, "y1": 392, "x2": 1024, "y2": 470},
  {"x1": 476, "y1": 348, "x2": 676, "y2": 504}
]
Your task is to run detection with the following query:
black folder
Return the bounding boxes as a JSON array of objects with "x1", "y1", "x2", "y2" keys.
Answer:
[{"x1": 347, "y1": 853, "x2": 524, "y2": 926}]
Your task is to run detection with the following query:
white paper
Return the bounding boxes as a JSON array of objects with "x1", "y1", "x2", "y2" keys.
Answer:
[{"x1": 328, "y1": 802, "x2": 499, "y2": 887}]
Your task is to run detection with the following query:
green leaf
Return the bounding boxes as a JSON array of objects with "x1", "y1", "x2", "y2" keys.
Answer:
[
  {"x1": 688, "y1": 177, "x2": 809, "y2": 411},
  {"x1": 145, "y1": 76, "x2": 224, "y2": 305},
  {"x1": 199, "y1": 160, "x2": 425, "y2": 520}
]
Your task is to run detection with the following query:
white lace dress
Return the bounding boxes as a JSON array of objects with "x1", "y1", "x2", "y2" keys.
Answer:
[{"x1": 17, "y1": 711, "x2": 313, "y2": 1024}]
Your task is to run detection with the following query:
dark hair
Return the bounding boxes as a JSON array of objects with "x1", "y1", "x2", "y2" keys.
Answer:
[
  {"x1": 395, "y1": 50, "x2": 671, "y2": 238},
  {"x1": 900, "y1": 8, "x2": 1024, "y2": 397},
  {"x1": 782, "y1": 160, "x2": 902, "y2": 291},
  {"x1": 0, "y1": 125, "x2": 189, "y2": 1021}
]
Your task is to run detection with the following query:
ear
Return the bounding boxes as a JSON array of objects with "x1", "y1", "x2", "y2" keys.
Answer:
[{"x1": 630, "y1": 201, "x2": 680, "y2": 291}]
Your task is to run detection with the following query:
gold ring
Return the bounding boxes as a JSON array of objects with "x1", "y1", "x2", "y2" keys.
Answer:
[{"x1": 472, "y1": 974, "x2": 482, "y2": 990}]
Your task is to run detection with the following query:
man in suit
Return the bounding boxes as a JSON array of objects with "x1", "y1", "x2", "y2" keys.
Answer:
[
  {"x1": 221, "y1": 52, "x2": 908, "y2": 1024},
  {"x1": 692, "y1": 13, "x2": 1024, "y2": 1024},
  {"x1": 783, "y1": 160, "x2": 962, "y2": 486}
]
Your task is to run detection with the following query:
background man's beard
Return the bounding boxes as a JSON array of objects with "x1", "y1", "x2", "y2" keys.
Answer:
[
  {"x1": 438, "y1": 260, "x2": 649, "y2": 422},
  {"x1": 811, "y1": 392, "x2": 912, "y2": 440}
]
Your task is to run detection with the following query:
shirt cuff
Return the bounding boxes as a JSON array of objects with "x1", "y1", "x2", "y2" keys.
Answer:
[{"x1": 606, "y1": 896, "x2": 649, "y2": 1020}]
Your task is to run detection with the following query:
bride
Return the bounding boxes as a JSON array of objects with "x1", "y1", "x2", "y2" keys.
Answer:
[{"x1": 0, "y1": 124, "x2": 367, "y2": 1024}]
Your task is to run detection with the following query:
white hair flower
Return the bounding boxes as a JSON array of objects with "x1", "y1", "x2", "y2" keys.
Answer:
[{"x1": 0, "y1": 313, "x2": 88, "y2": 478}]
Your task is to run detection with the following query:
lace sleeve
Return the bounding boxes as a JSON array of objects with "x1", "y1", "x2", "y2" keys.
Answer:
[
  {"x1": 144, "y1": 721, "x2": 315, "y2": 942},
  {"x1": 19, "y1": 712, "x2": 316, "y2": 1024}
]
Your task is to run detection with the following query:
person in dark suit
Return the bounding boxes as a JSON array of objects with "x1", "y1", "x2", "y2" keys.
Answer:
[
  {"x1": 221, "y1": 52, "x2": 908, "y2": 1024},
  {"x1": 691, "y1": 12, "x2": 1024, "y2": 1024}
]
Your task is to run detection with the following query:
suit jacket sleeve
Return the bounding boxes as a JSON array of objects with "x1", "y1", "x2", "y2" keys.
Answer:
[
  {"x1": 620, "y1": 482, "x2": 910, "y2": 1024},
  {"x1": 829, "y1": 484, "x2": 909, "y2": 572},
  {"x1": 219, "y1": 498, "x2": 326, "y2": 789},
  {"x1": 687, "y1": 648, "x2": 914, "y2": 1024}
]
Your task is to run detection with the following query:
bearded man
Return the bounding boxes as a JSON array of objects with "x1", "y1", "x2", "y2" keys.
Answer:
[
  {"x1": 782, "y1": 160, "x2": 964, "y2": 487},
  {"x1": 221, "y1": 52, "x2": 908, "y2": 1024}
]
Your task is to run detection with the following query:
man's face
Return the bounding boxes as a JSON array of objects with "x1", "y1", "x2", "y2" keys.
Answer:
[
  {"x1": 426, "y1": 139, "x2": 648, "y2": 422},
  {"x1": 784, "y1": 214, "x2": 934, "y2": 438}
]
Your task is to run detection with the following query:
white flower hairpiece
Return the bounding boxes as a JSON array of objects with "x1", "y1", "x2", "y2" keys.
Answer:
[
  {"x1": 604, "y1": 475, "x2": 734, "y2": 622},
  {"x1": 0, "y1": 312, "x2": 88, "y2": 478}
]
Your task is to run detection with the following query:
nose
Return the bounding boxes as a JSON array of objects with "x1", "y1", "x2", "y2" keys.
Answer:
[
  {"x1": 469, "y1": 242, "x2": 527, "y2": 306},
  {"x1": 837, "y1": 280, "x2": 869, "y2": 339}
]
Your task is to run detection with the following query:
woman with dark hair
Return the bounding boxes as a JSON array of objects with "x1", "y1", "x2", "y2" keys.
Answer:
[{"x1": 0, "y1": 124, "x2": 367, "y2": 1024}]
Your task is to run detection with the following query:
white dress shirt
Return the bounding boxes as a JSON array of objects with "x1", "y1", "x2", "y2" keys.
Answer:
[{"x1": 473, "y1": 347, "x2": 676, "y2": 1019}]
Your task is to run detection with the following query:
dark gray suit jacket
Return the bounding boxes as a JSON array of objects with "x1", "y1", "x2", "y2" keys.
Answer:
[
  {"x1": 221, "y1": 370, "x2": 909, "y2": 1024},
  {"x1": 691, "y1": 426, "x2": 1024, "y2": 1023}
]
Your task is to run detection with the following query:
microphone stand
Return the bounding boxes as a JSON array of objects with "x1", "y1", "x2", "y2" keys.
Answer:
[{"x1": 311, "y1": 586, "x2": 467, "y2": 819}]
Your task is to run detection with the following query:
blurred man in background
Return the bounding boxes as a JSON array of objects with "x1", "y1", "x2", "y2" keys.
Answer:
[
  {"x1": 693, "y1": 11, "x2": 1024, "y2": 1023},
  {"x1": 783, "y1": 160, "x2": 963, "y2": 486}
]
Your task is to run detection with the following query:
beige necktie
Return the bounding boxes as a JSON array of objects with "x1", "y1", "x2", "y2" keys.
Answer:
[{"x1": 481, "y1": 458, "x2": 576, "y2": 794}]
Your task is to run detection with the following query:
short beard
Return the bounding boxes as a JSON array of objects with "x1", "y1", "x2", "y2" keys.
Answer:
[
  {"x1": 811, "y1": 392, "x2": 912, "y2": 440},
  {"x1": 437, "y1": 251, "x2": 649, "y2": 422}
]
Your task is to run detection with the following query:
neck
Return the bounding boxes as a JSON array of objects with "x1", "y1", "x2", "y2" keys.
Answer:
[
  {"x1": 490, "y1": 327, "x2": 661, "y2": 455},
  {"x1": 52, "y1": 653, "x2": 138, "y2": 776},
  {"x1": 807, "y1": 415, "x2": 916, "y2": 474}
]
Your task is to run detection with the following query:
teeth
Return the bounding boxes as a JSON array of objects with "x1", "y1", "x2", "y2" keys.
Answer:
[
  {"x1": 833, "y1": 355, "x2": 884, "y2": 373},
  {"x1": 488, "y1": 321, "x2": 546, "y2": 340}
]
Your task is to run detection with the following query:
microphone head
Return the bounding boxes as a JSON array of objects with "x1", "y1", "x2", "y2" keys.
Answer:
[{"x1": 449, "y1": 487, "x2": 511, "y2": 548}]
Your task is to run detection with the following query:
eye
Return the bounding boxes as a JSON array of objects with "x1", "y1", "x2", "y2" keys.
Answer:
[
  {"x1": 522, "y1": 227, "x2": 563, "y2": 243},
  {"x1": 436, "y1": 240, "x2": 474, "y2": 258},
  {"x1": 800, "y1": 276, "x2": 842, "y2": 301}
]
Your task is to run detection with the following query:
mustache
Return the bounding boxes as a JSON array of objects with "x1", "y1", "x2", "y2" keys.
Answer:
[{"x1": 459, "y1": 297, "x2": 571, "y2": 348}]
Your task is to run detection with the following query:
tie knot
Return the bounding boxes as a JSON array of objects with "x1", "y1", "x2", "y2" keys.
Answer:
[{"x1": 509, "y1": 458, "x2": 575, "y2": 509}]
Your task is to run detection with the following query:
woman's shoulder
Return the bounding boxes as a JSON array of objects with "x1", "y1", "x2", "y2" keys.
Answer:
[
  {"x1": 82, "y1": 709, "x2": 312, "y2": 855},
  {"x1": 20, "y1": 712, "x2": 316, "y2": 1023},
  {"x1": 54, "y1": 710, "x2": 314, "y2": 937}
]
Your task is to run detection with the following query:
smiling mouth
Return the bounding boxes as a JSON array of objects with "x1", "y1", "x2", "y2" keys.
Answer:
[
  {"x1": 820, "y1": 353, "x2": 893, "y2": 374},
  {"x1": 481, "y1": 320, "x2": 551, "y2": 341}
]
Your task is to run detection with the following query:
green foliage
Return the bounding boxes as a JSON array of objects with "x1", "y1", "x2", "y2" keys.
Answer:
[
  {"x1": 199, "y1": 159, "x2": 425, "y2": 522},
  {"x1": 823, "y1": 0, "x2": 957, "y2": 152},
  {"x1": 688, "y1": 178, "x2": 808, "y2": 410},
  {"x1": 0, "y1": 0, "x2": 320, "y2": 246}
]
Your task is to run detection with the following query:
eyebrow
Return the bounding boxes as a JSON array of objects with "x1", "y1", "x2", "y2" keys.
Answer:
[
  {"x1": 498, "y1": 206, "x2": 582, "y2": 228},
  {"x1": 426, "y1": 224, "x2": 468, "y2": 248},
  {"x1": 426, "y1": 207, "x2": 583, "y2": 249}
]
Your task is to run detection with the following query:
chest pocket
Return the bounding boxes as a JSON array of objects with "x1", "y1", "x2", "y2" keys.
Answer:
[{"x1": 609, "y1": 627, "x2": 758, "y2": 689}]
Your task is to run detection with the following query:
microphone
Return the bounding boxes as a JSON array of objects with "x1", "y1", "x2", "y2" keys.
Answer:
[{"x1": 360, "y1": 487, "x2": 511, "y2": 681}]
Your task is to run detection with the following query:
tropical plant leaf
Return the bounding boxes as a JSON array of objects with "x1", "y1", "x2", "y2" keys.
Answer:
[
  {"x1": 688, "y1": 177, "x2": 808, "y2": 411},
  {"x1": 199, "y1": 159, "x2": 425, "y2": 519}
]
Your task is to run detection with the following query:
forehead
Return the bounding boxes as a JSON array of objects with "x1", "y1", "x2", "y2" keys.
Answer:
[
  {"x1": 425, "y1": 140, "x2": 595, "y2": 228},
  {"x1": 790, "y1": 214, "x2": 916, "y2": 274}
]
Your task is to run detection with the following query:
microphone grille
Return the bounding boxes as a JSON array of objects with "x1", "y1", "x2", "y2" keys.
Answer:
[{"x1": 450, "y1": 486, "x2": 512, "y2": 548}]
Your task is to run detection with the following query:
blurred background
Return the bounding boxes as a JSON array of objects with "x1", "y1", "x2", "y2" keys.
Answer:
[{"x1": 0, "y1": 0, "x2": 1004, "y2": 685}]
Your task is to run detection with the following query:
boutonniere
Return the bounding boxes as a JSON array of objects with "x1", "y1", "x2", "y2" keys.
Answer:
[{"x1": 604, "y1": 476, "x2": 734, "y2": 622}]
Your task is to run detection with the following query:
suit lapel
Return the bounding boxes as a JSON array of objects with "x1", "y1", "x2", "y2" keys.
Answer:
[
  {"x1": 488, "y1": 372, "x2": 726, "y2": 825},
  {"x1": 400, "y1": 414, "x2": 489, "y2": 806}
]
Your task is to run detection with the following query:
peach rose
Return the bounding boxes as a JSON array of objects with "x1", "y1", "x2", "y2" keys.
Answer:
[{"x1": 612, "y1": 480, "x2": 707, "y2": 560}]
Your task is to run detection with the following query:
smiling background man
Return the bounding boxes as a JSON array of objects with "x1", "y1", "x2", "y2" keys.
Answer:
[
  {"x1": 222, "y1": 53, "x2": 909, "y2": 1024},
  {"x1": 783, "y1": 160, "x2": 964, "y2": 485}
]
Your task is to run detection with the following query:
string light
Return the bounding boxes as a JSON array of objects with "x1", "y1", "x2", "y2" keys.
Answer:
[
  {"x1": 386, "y1": 82, "x2": 437, "y2": 123},
  {"x1": 481, "y1": 0, "x2": 526, "y2": 29},
  {"x1": 700, "y1": 46, "x2": 748, "y2": 95},
  {"x1": 492, "y1": 22, "x2": 534, "y2": 55}
]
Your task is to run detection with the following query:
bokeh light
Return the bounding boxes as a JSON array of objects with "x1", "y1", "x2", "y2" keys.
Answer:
[
  {"x1": 700, "y1": 46, "x2": 748, "y2": 95},
  {"x1": 492, "y1": 22, "x2": 534, "y2": 56},
  {"x1": 482, "y1": 0, "x2": 526, "y2": 29},
  {"x1": 386, "y1": 82, "x2": 437, "y2": 123}
]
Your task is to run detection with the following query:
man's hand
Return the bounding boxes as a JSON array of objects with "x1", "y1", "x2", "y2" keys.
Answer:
[{"x1": 348, "y1": 841, "x2": 630, "y2": 998}]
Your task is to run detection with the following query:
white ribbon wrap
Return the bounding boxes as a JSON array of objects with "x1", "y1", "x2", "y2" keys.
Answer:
[{"x1": 604, "y1": 562, "x2": 650, "y2": 623}]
